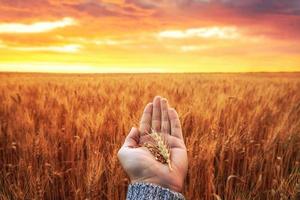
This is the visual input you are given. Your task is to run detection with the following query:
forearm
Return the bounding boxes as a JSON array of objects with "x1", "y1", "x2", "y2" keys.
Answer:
[{"x1": 126, "y1": 182, "x2": 185, "y2": 200}]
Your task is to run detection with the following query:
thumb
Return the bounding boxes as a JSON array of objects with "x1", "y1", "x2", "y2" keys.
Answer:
[{"x1": 123, "y1": 127, "x2": 140, "y2": 148}]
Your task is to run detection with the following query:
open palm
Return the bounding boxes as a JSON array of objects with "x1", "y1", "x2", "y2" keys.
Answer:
[{"x1": 118, "y1": 96, "x2": 188, "y2": 192}]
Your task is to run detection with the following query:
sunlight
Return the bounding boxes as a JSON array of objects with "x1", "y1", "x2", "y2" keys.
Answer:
[{"x1": 0, "y1": 63, "x2": 166, "y2": 73}]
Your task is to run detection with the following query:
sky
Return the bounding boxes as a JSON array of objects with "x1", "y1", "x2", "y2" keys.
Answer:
[{"x1": 0, "y1": 0, "x2": 299, "y2": 73}]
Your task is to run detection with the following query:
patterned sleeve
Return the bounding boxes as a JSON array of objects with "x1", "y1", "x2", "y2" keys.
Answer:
[{"x1": 126, "y1": 182, "x2": 185, "y2": 200}]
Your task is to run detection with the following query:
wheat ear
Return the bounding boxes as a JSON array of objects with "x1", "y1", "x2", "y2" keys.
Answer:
[{"x1": 143, "y1": 131, "x2": 173, "y2": 171}]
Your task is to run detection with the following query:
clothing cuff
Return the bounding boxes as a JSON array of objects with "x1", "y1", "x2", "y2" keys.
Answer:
[{"x1": 126, "y1": 182, "x2": 185, "y2": 200}]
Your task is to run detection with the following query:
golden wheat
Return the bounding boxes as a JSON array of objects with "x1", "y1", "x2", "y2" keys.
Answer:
[{"x1": 0, "y1": 72, "x2": 299, "y2": 200}]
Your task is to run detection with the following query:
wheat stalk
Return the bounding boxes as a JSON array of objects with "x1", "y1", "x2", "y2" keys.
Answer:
[{"x1": 142, "y1": 130, "x2": 172, "y2": 171}]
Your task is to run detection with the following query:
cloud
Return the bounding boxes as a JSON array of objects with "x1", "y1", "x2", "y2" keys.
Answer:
[
  {"x1": 0, "y1": 0, "x2": 298, "y2": 73},
  {"x1": 0, "y1": 0, "x2": 47, "y2": 9},
  {"x1": 158, "y1": 26, "x2": 239, "y2": 39},
  {"x1": 0, "y1": 40, "x2": 5, "y2": 48},
  {"x1": 0, "y1": 42, "x2": 81, "y2": 53},
  {"x1": 0, "y1": 0, "x2": 134, "y2": 21},
  {"x1": 125, "y1": 0, "x2": 163, "y2": 9},
  {"x1": 139, "y1": 0, "x2": 300, "y2": 15},
  {"x1": 180, "y1": 45, "x2": 210, "y2": 52},
  {"x1": 0, "y1": 17, "x2": 76, "y2": 34},
  {"x1": 11, "y1": 44, "x2": 81, "y2": 53},
  {"x1": 94, "y1": 39, "x2": 132, "y2": 46},
  {"x1": 48, "y1": 0, "x2": 86, "y2": 5},
  {"x1": 217, "y1": 0, "x2": 300, "y2": 15},
  {"x1": 63, "y1": 0, "x2": 144, "y2": 18},
  {"x1": 125, "y1": 0, "x2": 211, "y2": 9},
  {"x1": 65, "y1": 1, "x2": 120, "y2": 17}
]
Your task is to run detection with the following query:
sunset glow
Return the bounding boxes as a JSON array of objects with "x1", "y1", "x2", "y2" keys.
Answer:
[{"x1": 0, "y1": 0, "x2": 299, "y2": 73}]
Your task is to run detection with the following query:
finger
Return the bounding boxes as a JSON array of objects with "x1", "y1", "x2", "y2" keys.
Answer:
[
  {"x1": 168, "y1": 108, "x2": 183, "y2": 140},
  {"x1": 161, "y1": 98, "x2": 170, "y2": 134},
  {"x1": 152, "y1": 96, "x2": 161, "y2": 132},
  {"x1": 139, "y1": 103, "x2": 153, "y2": 135},
  {"x1": 123, "y1": 127, "x2": 140, "y2": 148}
]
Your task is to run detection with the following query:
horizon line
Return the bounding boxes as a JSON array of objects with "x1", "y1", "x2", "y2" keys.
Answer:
[{"x1": 1, "y1": 70, "x2": 300, "y2": 75}]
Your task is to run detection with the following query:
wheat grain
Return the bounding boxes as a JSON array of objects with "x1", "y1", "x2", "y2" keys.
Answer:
[{"x1": 142, "y1": 131, "x2": 173, "y2": 171}]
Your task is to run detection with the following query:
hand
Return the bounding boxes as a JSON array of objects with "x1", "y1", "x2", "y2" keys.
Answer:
[{"x1": 118, "y1": 96, "x2": 188, "y2": 192}]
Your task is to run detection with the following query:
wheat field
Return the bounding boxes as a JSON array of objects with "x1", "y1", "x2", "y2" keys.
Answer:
[{"x1": 0, "y1": 72, "x2": 299, "y2": 200}]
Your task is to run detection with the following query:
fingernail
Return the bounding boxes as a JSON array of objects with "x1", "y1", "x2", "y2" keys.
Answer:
[{"x1": 154, "y1": 96, "x2": 161, "y2": 100}]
